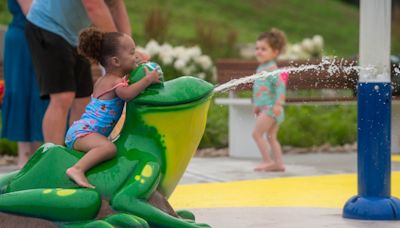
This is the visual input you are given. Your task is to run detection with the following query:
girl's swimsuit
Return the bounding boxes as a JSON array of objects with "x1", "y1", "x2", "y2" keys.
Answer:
[
  {"x1": 65, "y1": 77, "x2": 128, "y2": 148},
  {"x1": 252, "y1": 61, "x2": 287, "y2": 124}
]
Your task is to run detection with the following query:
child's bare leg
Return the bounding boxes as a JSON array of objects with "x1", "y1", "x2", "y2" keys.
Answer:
[
  {"x1": 16, "y1": 142, "x2": 41, "y2": 169},
  {"x1": 265, "y1": 123, "x2": 285, "y2": 172},
  {"x1": 252, "y1": 113, "x2": 275, "y2": 171},
  {"x1": 17, "y1": 142, "x2": 32, "y2": 169},
  {"x1": 67, "y1": 133, "x2": 116, "y2": 188}
]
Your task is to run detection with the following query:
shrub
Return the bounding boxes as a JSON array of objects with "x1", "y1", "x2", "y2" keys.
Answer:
[
  {"x1": 280, "y1": 35, "x2": 325, "y2": 60},
  {"x1": 194, "y1": 20, "x2": 219, "y2": 57},
  {"x1": 199, "y1": 96, "x2": 228, "y2": 148},
  {"x1": 0, "y1": 139, "x2": 17, "y2": 156},
  {"x1": 200, "y1": 102, "x2": 357, "y2": 150},
  {"x1": 0, "y1": 114, "x2": 17, "y2": 156},
  {"x1": 137, "y1": 40, "x2": 216, "y2": 82},
  {"x1": 279, "y1": 105, "x2": 357, "y2": 147},
  {"x1": 144, "y1": 7, "x2": 169, "y2": 43},
  {"x1": 193, "y1": 21, "x2": 240, "y2": 59}
]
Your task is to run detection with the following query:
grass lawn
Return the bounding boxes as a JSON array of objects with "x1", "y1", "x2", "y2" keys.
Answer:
[{"x1": 1, "y1": 0, "x2": 359, "y2": 57}]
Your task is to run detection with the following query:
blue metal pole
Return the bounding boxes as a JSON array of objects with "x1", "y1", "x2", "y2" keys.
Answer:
[
  {"x1": 357, "y1": 83, "x2": 391, "y2": 198},
  {"x1": 344, "y1": 82, "x2": 400, "y2": 220},
  {"x1": 343, "y1": 0, "x2": 400, "y2": 220}
]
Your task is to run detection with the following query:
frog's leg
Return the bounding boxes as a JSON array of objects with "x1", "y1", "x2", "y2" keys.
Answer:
[
  {"x1": 62, "y1": 213, "x2": 149, "y2": 228},
  {"x1": 111, "y1": 161, "x2": 210, "y2": 228},
  {"x1": 0, "y1": 188, "x2": 101, "y2": 222},
  {"x1": 104, "y1": 213, "x2": 149, "y2": 227},
  {"x1": 0, "y1": 171, "x2": 19, "y2": 193},
  {"x1": 148, "y1": 190, "x2": 178, "y2": 217},
  {"x1": 61, "y1": 220, "x2": 114, "y2": 228},
  {"x1": 148, "y1": 190, "x2": 196, "y2": 221}
]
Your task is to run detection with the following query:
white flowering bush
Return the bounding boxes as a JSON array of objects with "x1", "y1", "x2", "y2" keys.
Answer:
[
  {"x1": 240, "y1": 35, "x2": 325, "y2": 60},
  {"x1": 137, "y1": 40, "x2": 216, "y2": 82},
  {"x1": 279, "y1": 35, "x2": 324, "y2": 60}
]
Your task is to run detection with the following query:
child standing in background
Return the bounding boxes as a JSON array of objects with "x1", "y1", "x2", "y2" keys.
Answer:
[{"x1": 252, "y1": 28, "x2": 288, "y2": 172}]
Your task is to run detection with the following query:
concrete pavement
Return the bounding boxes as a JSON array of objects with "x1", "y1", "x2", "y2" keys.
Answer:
[
  {"x1": 180, "y1": 152, "x2": 360, "y2": 184},
  {"x1": 168, "y1": 152, "x2": 400, "y2": 227}
]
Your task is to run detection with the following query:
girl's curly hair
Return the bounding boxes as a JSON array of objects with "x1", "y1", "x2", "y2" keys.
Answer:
[
  {"x1": 78, "y1": 27, "x2": 125, "y2": 66},
  {"x1": 257, "y1": 28, "x2": 287, "y2": 54}
]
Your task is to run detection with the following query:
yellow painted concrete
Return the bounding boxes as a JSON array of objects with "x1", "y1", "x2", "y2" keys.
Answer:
[
  {"x1": 393, "y1": 155, "x2": 400, "y2": 162},
  {"x1": 170, "y1": 172, "x2": 400, "y2": 209}
]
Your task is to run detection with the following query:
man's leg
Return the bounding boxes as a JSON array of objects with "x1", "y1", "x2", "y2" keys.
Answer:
[
  {"x1": 43, "y1": 92, "x2": 75, "y2": 145},
  {"x1": 69, "y1": 97, "x2": 90, "y2": 126}
]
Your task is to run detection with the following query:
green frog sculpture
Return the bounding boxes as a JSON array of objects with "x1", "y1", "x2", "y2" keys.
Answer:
[{"x1": 0, "y1": 62, "x2": 214, "y2": 228}]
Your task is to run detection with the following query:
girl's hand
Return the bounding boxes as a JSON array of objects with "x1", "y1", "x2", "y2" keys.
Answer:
[
  {"x1": 273, "y1": 105, "x2": 282, "y2": 116},
  {"x1": 253, "y1": 106, "x2": 261, "y2": 116},
  {"x1": 144, "y1": 67, "x2": 161, "y2": 84},
  {"x1": 116, "y1": 67, "x2": 161, "y2": 101}
]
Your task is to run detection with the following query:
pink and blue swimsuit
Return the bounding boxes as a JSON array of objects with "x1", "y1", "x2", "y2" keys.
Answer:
[
  {"x1": 252, "y1": 60, "x2": 288, "y2": 124},
  {"x1": 65, "y1": 77, "x2": 128, "y2": 149}
]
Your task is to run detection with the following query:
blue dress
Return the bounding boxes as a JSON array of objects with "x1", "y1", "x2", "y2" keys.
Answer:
[{"x1": 1, "y1": 0, "x2": 48, "y2": 141}]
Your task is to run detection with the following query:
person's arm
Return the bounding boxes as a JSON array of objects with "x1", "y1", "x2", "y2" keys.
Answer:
[
  {"x1": 115, "y1": 68, "x2": 160, "y2": 101},
  {"x1": 107, "y1": 0, "x2": 131, "y2": 35},
  {"x1": 272, "y1": 75, "x2": 286, "y2": 116},
  {"x1": 134, "y1": 51, "x2": 151, "y2": 65},
  {"x1": 17, "y1": 0, "x2": 32, "y2": 16},
  {"x1": 81, "y1": 0, "x2": 118, "y2": 32},
  {"x1": 275, "y1": 73, "x2": 287, "y2": 106}
]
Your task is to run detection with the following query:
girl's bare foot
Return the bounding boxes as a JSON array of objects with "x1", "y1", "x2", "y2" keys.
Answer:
[
  {"x1": 254, "y1": 161, "x2": 276, "y2": 171},
  {"x1": 262, "y1": 163, "x2": 285, "y2": 172},
  {"x1": 66, "y1": 167, "x2": 95, "y2": 189}
]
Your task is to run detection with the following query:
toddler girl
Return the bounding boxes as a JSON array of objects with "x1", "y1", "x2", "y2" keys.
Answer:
[
  {"x1": 252, "y1": 28, "x2": 288, "y2": 172},
  {"x1": 65, "y1": 28, "x2": 160, "y2": 188}
]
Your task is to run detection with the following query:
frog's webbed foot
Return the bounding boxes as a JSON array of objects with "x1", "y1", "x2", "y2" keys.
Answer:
[
  {"x1": 176, "y1": 209, "x2": 195, "y2": 221},
  {"x1": 111, "y1": 161, "x2": 210, "y2": 228},
  {"x1": 104, "y1": 213, "x2": 149, "y2": 228},
  {"x1": 113, "y1": 197, "x2": 211, "y2": 228},
  {"x1": 0, "y1": 188, "x2": 100, "y2": 221},
  {"x1": 61, "y1": 220, "x2": 113, "y2": 228},
  {"x1": 63, "y1": 213, "x2": 149, "y2": 228}
]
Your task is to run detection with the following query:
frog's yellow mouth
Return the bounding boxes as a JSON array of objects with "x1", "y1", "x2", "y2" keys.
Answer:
[
  {"x1": 141, "y1": 95, "x2": 212, "y2": 197},
  {"x1": 113, "y1": 75, "x2": 214, "y2": 197}
]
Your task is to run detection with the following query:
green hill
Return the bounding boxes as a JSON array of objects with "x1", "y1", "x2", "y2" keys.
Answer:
[
  {"x1": 0, "y1": 0, "x2": 364, "y2": 57},
  {"x1": 127, "y1": 0, "x2": 360, "y2": 57}
]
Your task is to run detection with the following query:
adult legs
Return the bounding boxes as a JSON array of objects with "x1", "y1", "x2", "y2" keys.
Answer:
[
  {"x1": 43, "y1": 92, "x2": 75, "y2": 145},
  {"x1": 66, "y1": 133, "x2": 116, "y2": 188},
  {"x1": 69, "y1": 97, "x2": 90, "y2": 126},
  {"x1": 16, "y1": 142, "x2": 41, "y2": 169}
]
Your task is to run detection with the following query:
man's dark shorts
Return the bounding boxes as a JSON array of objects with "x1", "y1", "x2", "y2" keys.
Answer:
[{"x1": 25, "y1": 21, "x2": 93, "y2": 99}]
